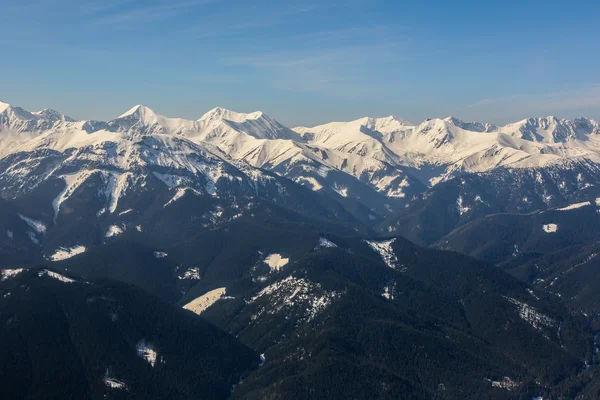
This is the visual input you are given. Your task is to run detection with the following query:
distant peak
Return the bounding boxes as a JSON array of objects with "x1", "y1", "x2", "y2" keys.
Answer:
[
  {"x1": 199, "y1": 107, "x2": 266, "y2": 123},
  {"x1": 32, "y1": 108, "x2": 75, "y2": 122},
  {"x1": 0, "y1": 100, "x2": 11, "y2": 113},
  {"x1": 118, "y1": 104, "x2": 155, "y2": 119},
  {"x1": 443, "y1": 116, "x2": 498, "y2": 133}
]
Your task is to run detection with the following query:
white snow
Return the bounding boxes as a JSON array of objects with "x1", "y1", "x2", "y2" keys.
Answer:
[
  {"x1": 457, "y1": 196, "x2": 470, "y2": 215},
  {"x1": 264, "y1": 253, "x2": 289, "y2": 271},
  {"x1": 249, "y1": 275, "x2": 341, "y2": 323},
  {"x1": 136, "y1": 340, "x2": 158, "y2": 367},
  {"x1": 183, "y1": 287, "x2": 228, "y2": 314},
  {"x1": 382, "y1": 281, "x2": 397, "y2": 300},
  {"x1": 557, "y1": 201, "x2": 591, "y2": 211},
  {"x1": 178, "y1": 267, "x2": 201, "y2": 280},
  {"x1": 105, "y1": 225, "x2": 123, "y2": 238},
  {"x1": 153, "y1": 251, "x2": 168, "y2": 259},
  {"x1": 365, "y1": 239, "x2": 400, "y2": 269},
  {"x1": 1, "y1": 268, "x2": 24, "y2": 281},
  {"x1": 505, "y1": 297, "x2": 556, "y2": 331},
  {"x1": 49, "y1": 245, "x2": 87, "y2": 261},
  {"x1": 485, "y1": 376, "x2": 520, "y2": 391},
  {"x1": 38, "y1": 269, "x2": 75, "y2": 283},
  {"x1": 542, "y1": 223, "x2": 558, "y2": 233},
  {"x1": 3, "y1": 100, "x2": 600, "y2": 223},
  {"x1": 317, "y1": 237, "x2": 337, "y2": 248},
  {"x1": 103, "y1": 370, "x2": 127, "y2": 390},
  {"x1": 18, "y1": 214, "x2": 46, "y2": 234},
  {"x1": 6, "y1": 230, "x2": 13, "y2": 239},
  {"x1": 332, "y1": 183, "x2": 348, "y2": 197},
  {"x1": 293, "y1": 176, "x2": 323, "y2": 191},
  {"x1": 164, "y1": 187, "x2": 201, "y2": 207}
]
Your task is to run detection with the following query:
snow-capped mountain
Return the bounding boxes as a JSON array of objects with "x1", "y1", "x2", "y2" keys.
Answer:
[{"x1": 2, "y1": 98, "x2": 600, "y2": 232}]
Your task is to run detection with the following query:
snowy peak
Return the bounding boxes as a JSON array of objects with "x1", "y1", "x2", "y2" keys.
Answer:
[
  {"x1": 32, "y1": 108, "x2": 75, "y2": 122},
  {"x1": 199, "y1": 107, "x2": 263, "y2": 123},
  {"x1": 503, "y1": 116, "x2": 600, "y2": 143},
  {"x1": 0, "y1": 100, "x2": 10, "y2": 114},
  {"x1": 197, "y1": 107, "x2": 300, "y2": 140},
  {"x1": 110, "y1": 105, "x2": 197, "y2": 136},
  {"x1": 443, "y1": 116, "x2": 498, "y2": 133}
]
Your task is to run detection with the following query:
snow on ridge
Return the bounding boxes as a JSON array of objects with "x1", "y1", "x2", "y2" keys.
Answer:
[
  {"x1": 1, "y1": 268, "x2": 24, "y2": 281},
  {"x1": 365, "y1": 238, "x2": 400, "y2": 269},
  {"x1": 557, "y1": 201, "x2": 591, "y2": 211},
  {"x1": 183, "y1": 287, "x2": 229, "y2": 314},
  {"x1": 542, "y1": 223, "x2": 558, "y2": 233},
  {"x1": 49, "y1": 245, "x2": 87, "y2": 261},
  {"x1": 264, "y1": 253, "x2": 289, "y2": 271},
  {"x1": 18, "y1": 214, "x2": 46, "y2": 234},
  {"x1": 152, "y1": 172, "x2": 185, "y2": 188},
  {"x1": 38, "y1": 269, "x2": 75, "y2": 283},
  {"x1": 153, "y1": 251, "x2": 168, "y2": 259},
  {"x1": 249, "y1": 275, "x2": 341, "y2": 323},
  {"x1": 164, "y1": 187, "x2": 201, "y2": 207}
]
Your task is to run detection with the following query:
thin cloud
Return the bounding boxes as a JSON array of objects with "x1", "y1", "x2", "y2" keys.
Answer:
[
  {"x1": 90, "y1": 0, "x2": 220, "y2": 27},
  {"x1": 469, "y1": 86, "x2": 600, "y2": 111}
]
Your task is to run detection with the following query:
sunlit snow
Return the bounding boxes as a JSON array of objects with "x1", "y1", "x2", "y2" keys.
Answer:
[
  {"x1": 49, "y1": 245, "x2": 87, "y2": 261},
  {"x1": 264, "y1": 253, "x2": 289, "y2": 271}
]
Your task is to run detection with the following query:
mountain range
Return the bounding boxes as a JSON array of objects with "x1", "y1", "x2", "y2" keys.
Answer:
[{"x1": 3, "y1": 99, "x2": 600, "y2": 399}]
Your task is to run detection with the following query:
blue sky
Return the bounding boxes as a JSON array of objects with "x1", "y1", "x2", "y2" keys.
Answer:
[{"x1": 1, "y1": 0, "x2": 599, "y2": 126}]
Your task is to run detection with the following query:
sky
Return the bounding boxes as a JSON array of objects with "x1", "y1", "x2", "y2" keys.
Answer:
[{"x1": 1, "y1": 0, "x2": 599, "y2": 127}]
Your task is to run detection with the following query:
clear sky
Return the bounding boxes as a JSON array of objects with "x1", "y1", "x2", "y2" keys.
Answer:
[{"x1": 1, "y1": 0, "x2": 599, "y2": 127}]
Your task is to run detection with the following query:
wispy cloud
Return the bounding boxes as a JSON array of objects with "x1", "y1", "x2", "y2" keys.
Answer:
[
  {"x1": 463, "y1": 85, "x2": 600, "y2": 122},
  {"x1": 469, "y1": 85, "x2": 600, "y2": 110},
  {"x1": 89, "y1": 0, "x2": 220, "y2": 27},
  {"x1": 223, "y1": 40, "x2": 409, "y2": 98}
]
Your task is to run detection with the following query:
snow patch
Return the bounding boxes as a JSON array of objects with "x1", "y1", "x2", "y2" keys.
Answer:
[
  {"x1": 183, "y1": 287, "x2": 229, "y2": 314},
  {"x1": 557, "y1": 201, "x2": 591, "y2": 211},
  {"x1": 485, "y1": 376, "x2": 519, "y2": 391},
  {"x1": 457, "y1": 196, "x2": 470, "y2": 215},
  {"x1": 293, "y1": 176, "x2": 323, "y2": 191},
  {"x1": 249, "y1": 276, "x2": 341, "y2": 323},
  {"x1": 365, "y1": 238, "x2": 401, "y2": 270},
  {"x1": 542, "y1": 223, "x2": 558, "y2": 233},
  {"x1": 50, "y1": 245, "x2": 87, "y2": 261},
  {"x1": 18, "y1": 214, "x2": 46, "y2": 234},
  {"x1": 103, "y1": 370, "x2": 127, "y2": 390},
  {"x1": 105, "y1": 225, "x2": 123, "y2": 238},
  {"x1": 505, "y1": 297, "x2": 556, "y2": 331},
  {"x1": 153, "y1": 251, "x2": 168, "y2": 259},
  {"x1": 332, "y1": 183, "x2": 348, "y2": 197},
  {"x1": 6, "y1": 230, "x2": 13, "y2": 239},
  {"x1": 264, "y1": 253, "x2": 289, "y2": 271},
  {"x1": 38, "y1": 269, "x2": 75, "y2": 283},
  {"x1": 317, "y1": 237, "x2": 337, "y2": 248},
  {"x1": 178, "y1": 267, "x2": 201, "y2": 280},
  {"x1": 1, "y1": 268, "x2": 24, "y2": 281},
  {"x1": 136, "y1": 340, "x2": 158, "y2": 367}
]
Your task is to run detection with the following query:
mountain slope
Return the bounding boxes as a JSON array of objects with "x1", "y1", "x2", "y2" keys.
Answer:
[
  {"x1": 0, "y1": 267, "x2": 258, "y2": 399},
  {"x1": 193, "y1": 234, "x2": 595, "y2": 400}
]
